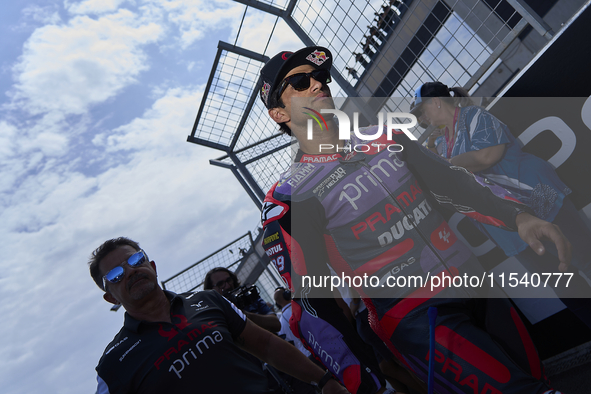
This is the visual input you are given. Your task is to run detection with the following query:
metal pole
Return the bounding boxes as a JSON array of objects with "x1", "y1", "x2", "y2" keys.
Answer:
[
  {"x1": 464, "y1": 18, "x2": 529, "y2": 91},
  {"x1": 505, "y1": 0, "x2": 554, "y2": 40},
  {"x1": 230, "y1": 152, "x2": 266, "y2": 205},
  {"x1": 209, "y1": 158, "x2": 264, "y2": 208}
]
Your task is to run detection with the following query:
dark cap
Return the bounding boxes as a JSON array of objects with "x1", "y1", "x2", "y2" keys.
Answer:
[
  {"x1": 259, "y1": 46, "x2": 333, "y2": 109},
  {"x1": 410, "y1": 81, "x2": 451, "y2": 114}
]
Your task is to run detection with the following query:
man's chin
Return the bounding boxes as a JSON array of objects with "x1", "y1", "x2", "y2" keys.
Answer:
[
  {"x1": 312, "y1": 95, "x2": 334, "y2": 107},
  {"x1": 129, "y1": 281, "x2": 156, "y2": 301}
]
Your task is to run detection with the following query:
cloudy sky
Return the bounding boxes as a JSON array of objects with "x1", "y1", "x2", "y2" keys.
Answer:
[{"x1": 0, "y1": 1, "x2": 303, "y2": 392}]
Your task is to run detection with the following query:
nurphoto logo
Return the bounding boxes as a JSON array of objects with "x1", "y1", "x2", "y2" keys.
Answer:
[{"x1": 305, "y1": 109, "x2": 418, "y2": 152}]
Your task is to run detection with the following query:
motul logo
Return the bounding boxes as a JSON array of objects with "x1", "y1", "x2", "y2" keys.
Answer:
[{"x1": 265, "y1": 243, "x2": 284, "y2": 257}]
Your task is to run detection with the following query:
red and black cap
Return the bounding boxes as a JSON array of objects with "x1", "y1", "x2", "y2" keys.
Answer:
[{"x1": 259, "y1": 46, "x2": 333, "y2": 109}]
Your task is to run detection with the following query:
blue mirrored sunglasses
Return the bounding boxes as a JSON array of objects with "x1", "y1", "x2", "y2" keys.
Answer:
[{"x1": 103, "y1": 250, "x2": 148, "y2": 289}]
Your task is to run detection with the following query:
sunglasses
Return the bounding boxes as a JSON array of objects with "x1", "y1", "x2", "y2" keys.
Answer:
[
  {"x1": 214, "y1": 276, "x2": 234, "y2": 289},
  {"x1": 276, "y1": 69, "x2": 332, "y2": 98},
  {"x1": 103, "y1": 250, "x2": 148, "y2": 289}
]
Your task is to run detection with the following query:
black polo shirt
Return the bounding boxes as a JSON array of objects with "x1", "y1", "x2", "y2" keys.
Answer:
[{"x1": 96, "y1": 290, "x2": 268, "y2": 393}]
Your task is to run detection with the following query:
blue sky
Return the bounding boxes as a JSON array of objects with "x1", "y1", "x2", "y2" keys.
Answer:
[{"x1": 0, "y1": 1, "x2": 302, "y2": 392}]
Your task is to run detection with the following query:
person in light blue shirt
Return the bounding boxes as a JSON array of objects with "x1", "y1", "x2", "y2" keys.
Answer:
[{"x1": 413, "y1": 81, "x2": 591, "y2": 327}]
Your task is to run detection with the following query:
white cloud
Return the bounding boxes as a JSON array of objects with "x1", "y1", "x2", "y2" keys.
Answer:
[
  {"x1": 2, "y1": 85, "x2": 257, "y2": 254},
  {"x1": 21, "y1": 128, "x2": 70, "y2": 158},
  {"x1": 21, "y1": 4, "x2": 62, "y2": 25},
  {"x1": 93, "y1": 86, "x2": 200, "y2": 152},
  {"x1": 0, "y1": 4, "x2": 267, "y2": 393},
  {"x1": 0, "y1": 85, "x2": 260, "y2": 394},
  {"x1": 152, "y1": 0, "x2": 243, "y2": 48},
  {"x1": 11, "y1": 9, "x2": 163, "y2": 116},
  {"x1": 65, "y1": 0, "x2": 128, "y2": 15},
  {"x1": 0, "y1": 121, "x2": 18, "y2": 158},
  {"x1": 234, "y1": 12, "x2": 303, "y2": 56},
  {"x1": 0, "y1": 114, "x2": 71, "y2": 195},
  {"x1": 265, "y1": 19, "x2": 307, "y2": 55}
]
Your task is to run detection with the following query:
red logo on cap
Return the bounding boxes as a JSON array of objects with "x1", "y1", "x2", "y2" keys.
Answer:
[
  {"x1": 281, "y1": 52, "x2": 292, "y2": 60},
  {"x1": 306, "y1": 50, "x2": 329, "y2": 66}
]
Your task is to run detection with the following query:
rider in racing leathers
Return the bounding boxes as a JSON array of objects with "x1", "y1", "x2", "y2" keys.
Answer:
[{"x1": 259, "y1": 46, "x2": 569, "y2": 394}]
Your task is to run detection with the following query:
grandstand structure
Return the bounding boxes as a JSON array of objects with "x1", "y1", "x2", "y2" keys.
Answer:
[{"x1": 186, "y1": 0, "x2": 577, "y2": 208}]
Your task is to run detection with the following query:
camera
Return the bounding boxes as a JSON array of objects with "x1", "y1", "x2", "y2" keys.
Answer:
[{"x1": 225, "y1": 284, "x2": 261, "y2": 310}]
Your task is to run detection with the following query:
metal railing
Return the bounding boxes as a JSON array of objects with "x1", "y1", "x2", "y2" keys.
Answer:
[{"x1": 161, "y1": 231, "x2": 283, "y2": 306}]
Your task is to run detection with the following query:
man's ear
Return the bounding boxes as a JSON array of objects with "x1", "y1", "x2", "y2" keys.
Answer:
[
  {"x1": 268, "y1": 107, "x2": 290, "y2": 124},
  {"x1": 150, "y1": 260, "x2": 157, "y2": 276},
  {"x1": 104, "y1": 292, "x2": 120, "y2": 305}
]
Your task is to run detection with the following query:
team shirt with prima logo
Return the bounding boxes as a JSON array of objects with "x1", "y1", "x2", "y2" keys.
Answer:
[
  {"x1": 95, "y1": 290, "x2": 267, "y2": 394},
  {"x1": 261, "y1": 126, "x2": 530, "y2": 302},
  {"x1": 259, "y1": 127, "x2": 557, "y2": 393}
]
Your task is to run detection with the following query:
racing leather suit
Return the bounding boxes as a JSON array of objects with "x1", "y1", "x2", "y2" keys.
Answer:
[{"x1": 261, "y1": 127, "x2": 557, "y2": 394}]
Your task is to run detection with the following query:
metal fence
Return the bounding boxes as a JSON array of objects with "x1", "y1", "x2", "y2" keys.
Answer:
[
  {"x1": 286, "y1": 0, "x2": 554, "y2": 98},
  {"x1": 161, "y1": 231, "x2": 284, "y2": 306},
  {"x1": 188, "y1": 0, "x2": 563, "y2": 209}
]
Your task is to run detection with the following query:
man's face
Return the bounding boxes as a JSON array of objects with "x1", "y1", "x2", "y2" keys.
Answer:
[
  {"x1": 99, "y1": 245, "x2": 158, "y2": 306},
  {"x1": 210, "y1": 271, "x2": 235, "y2": 295},
  {"x1": 276, "y1": 64, "x2": 334, "y2": 129}
]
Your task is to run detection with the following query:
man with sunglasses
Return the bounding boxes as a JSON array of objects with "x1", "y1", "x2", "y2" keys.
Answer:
[
  {"x1": 89, "y1": 237, "x2": 348, "y2": 394},
  {"x1": 258, "y1": 46, "x2": 569, "y2": 394}
]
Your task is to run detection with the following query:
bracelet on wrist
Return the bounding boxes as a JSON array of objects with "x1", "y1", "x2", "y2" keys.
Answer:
[{"x1": 314, "y1": 370, "x2": 334, "y2": 393}]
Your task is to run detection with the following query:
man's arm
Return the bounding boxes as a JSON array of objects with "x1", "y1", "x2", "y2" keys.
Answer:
[
  {"x1": 96, "y1": 375, "x2": 110, "y2": 394},
  {"x1": 261, "y1": 186, "x2": 387, "y2": 394},
  {"x1": 449, "y1": 144, "x2": 506, "y2": 172},
  {"x1": 244, "y1": 311, "x2": 281, "y2": 332},
  {"x1": 399, "y1": 133, "x2": 572, "y2": 268},
  {"x1": 236, "y1": 319, "x2": 352, "y2": 394}
]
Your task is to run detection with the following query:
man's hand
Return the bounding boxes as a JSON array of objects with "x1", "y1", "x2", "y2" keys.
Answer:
[
  {"x1": 237, "y1": 320, "x2": 351, "y2": 392},
  {"x1": 516, "y1": 212, "x2": 572, "y2": 272}
]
